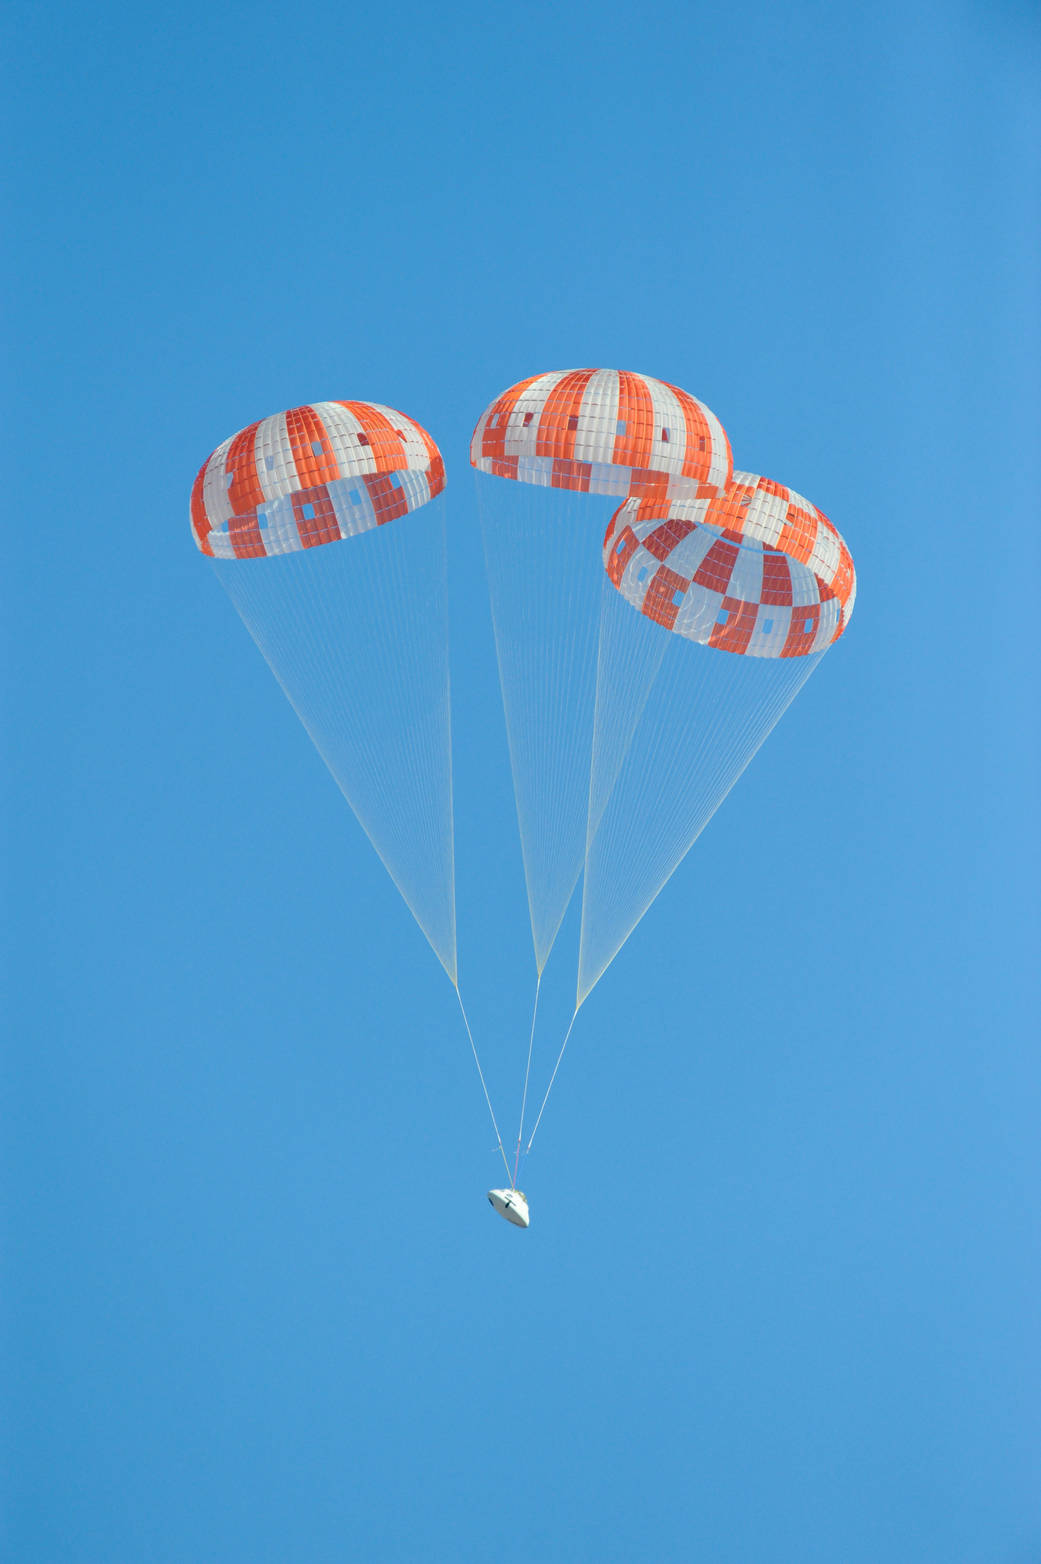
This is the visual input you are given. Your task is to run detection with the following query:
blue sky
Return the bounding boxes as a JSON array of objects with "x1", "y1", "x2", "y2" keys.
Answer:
[{"x1": 4, "y1": 1, "x2": 1040, "y2": 1559}]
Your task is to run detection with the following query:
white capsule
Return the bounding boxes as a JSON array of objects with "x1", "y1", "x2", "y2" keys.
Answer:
[{"x1": 487, "y1": 1188, "x2": 530, "y2": 1228}]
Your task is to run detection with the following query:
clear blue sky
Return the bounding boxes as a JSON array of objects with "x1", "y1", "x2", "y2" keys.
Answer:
[{"x1": 4, "y1": 1, "x2": 1039, "y2": 1559}]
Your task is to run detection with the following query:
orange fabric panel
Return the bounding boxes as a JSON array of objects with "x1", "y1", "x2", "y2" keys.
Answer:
[
  {"x1": 335, "y1": 401, "x2": 408, "y2": 474},
  {"x1": 228, "y1": 509, "x2": 265, "y2": 559},
  {"x1": 412, "y1": 418, "x2": 446, "y2": 496},
  {"x1": 190, "y1": 464, "x2": 212, "y2": 554},
  {"x1": 692, "y1": 538, "x2": 740, "y2": 595},
  {"x1": 363, "y1": 472, "x2": 411, "y2": 525},
  {"x1": 641, "y1": 565, "x2": 687, "y2": 631},
  {"x1": 703, "y1": 477, "x2": 757, "y2": 532},
  {"x1": 760, "y1": 551, "x2": 795, "y2": 605},
  {"x1": 832, "y1": 540, "x2": 856, "y2": 628},
  {"x1": 775, "y1": 502, "x2": 818, "y2": 566},
  {"x1": 285, "y1": 405, "x2": 342, "y2": 489},
  {"x1": 709, "y1": 596, "x2": 759, "y2": 654},
  {"x1": 225, "y1": 423, "x2": 266, "y2": 519},
  {"x1": 781, "y1": 602, "x2": 821, "y2": 657},
  {"x1": 663, "y1": 377, "x2": 712, "y2": 481},
  {"x1": 291, "y1": 484, "x2": 340, "y2": 548},
  {"x1": 606, "y1": 524, "x2": 640, "y2": 587},
  {"x1": 535, "y1": 369, "x2": 596, "y2": 462},
  {"x1": 643, "y1": 514, "x2": 697, "y2": 562}
]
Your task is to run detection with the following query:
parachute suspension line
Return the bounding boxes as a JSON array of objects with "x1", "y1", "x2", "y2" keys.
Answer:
[
  {"x1": 512, "y1": 971, "x2": 542, "y2": 1185},
  {"x1": 214, "y1": 503, "x2": 458, "y2": 981},
  {"x1": 454, "y1": 985, "x2": 512, "y2": 1184},
  {"x1": 584, "y1": 569, "x2": 669, "y2": 860},
  {"x1": 524, "y1": 1004, "x2": 580, "y2": 1155},
  {"x1": 476, "y1": 476, "x2": 611, "y2": 973},
  {"x1": 577, "y1": 625, "x2": 826, "y2": 1002},
  {"x1": 441, "y1": 510, "x2": 460, "y2": 977}
]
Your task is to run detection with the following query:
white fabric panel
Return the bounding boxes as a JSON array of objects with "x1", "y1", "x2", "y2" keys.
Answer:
[
  {"x1": 659, "y1": 493, "x2": 711, "y2": 525},
  {"x1": 789, "y1": 562, "x2": 822, "y2": 608},
  {"x1": 396, "y1": 468, "x2": 433, "y2": 512},
  {"x1": 500, "y1": 372, "x2": 565, "y2": 458},
  {"x1": 258, "y1": 493, "x2": 301, "y2": 555},
  {"x1": 323, "y1": 481, "x2": 370, "y2": 540},
  {"x1": 585, "y1": 460, "x2": 648, "y2": 497},
  {"x1": 745, "y1": 605, "x2": 792, "y2": 657},
  {"x1": 644, "y1": 377, "x2": 686, "y2": 469},
  {"x1": 808, "y1": 526, "x2": 841, "y2": 582},
  {"x1": 740, "y1": 485, "x2": 789, "y2": 548},
  {"x1": 843, "y1": 574, "x2": 857, "y2": 624},
  {"x1": 207, "y1": 528, "x2": 235, "y2": 560},
  {"x1": 201, "y1": 435, "x2": 236, "y2": 527},
  {"x1": 726, "y1": 541, "x2": 766, "y2": 603},
  {"x1": 816, "y1": 598, "x2": 843, "y2": 646},
  {"x1": 251, "y1": 413, "x2": 294, "y2": 502},
  {"x1": 575, "y1": 371, "x2": 620, "y2": 464},
  {"x1": 662, "y1": 525, "x2": 720, "y2": 579},
  {"x1": 673, "y1": 584, "x2": 725, "y2": 642}
]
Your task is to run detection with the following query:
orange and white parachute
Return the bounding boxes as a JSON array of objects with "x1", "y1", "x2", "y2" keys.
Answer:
[
  {"x1": 471, "y1": 367, "x2": 732, "y2": 500},
  {"x1": 574, "y1": 470, "x2": 856, "y2": 1005},
  {"x1": 193, "y1": 399, "x2": 456, "y2": 980},
  {"x1": 470, "y1": 368, "x2": 734, "y2": 975},
  {"x1": 191, "y1": 401, "x2": 445, "y2": 560},
  {"x1": 604, "y1": 471, "x2": 856, "y2": 659}
]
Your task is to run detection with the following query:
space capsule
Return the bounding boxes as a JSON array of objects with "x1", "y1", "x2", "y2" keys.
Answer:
[{"x1": 488, "y1": 1188, "x2": 530, "y2": 1228}]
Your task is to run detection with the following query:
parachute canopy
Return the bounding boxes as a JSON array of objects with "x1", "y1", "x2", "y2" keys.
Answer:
[
  {"x1": 191, "y1": 401, "x2": 446, "y2": 559},
  {"x1": 470, "y1": 368, "x2": 733, "y2": 500},
  {"x1": 604, "y1": 471, "x2": 856, "y2": 659}
]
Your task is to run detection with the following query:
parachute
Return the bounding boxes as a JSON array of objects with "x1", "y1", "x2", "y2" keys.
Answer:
[
  {"x1": 578, "y1": 473, "x2": 856, "y2": 1000},
  {"x1": 191, "y1": 401, "x2": 457, "y2": 978},
  {"x1": 471, "y1": 368, "x2": 732, "y2": 975}
]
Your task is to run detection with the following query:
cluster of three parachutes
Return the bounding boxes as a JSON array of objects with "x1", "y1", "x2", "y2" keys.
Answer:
[{"x1": 190, "y1": 374, "x2": 856, "y2": 1165}]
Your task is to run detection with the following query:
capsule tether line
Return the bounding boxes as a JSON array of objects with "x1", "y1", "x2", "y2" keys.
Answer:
[
  {"x1": 454, "y1": 984, "x2": 512, "y2": 1184},
  {"x1": 512, "y1": 972, "x2": 543, "y2": 1186},
  {"x1": 524, "y1": 1003, "x2": 580, "y2": 1155}
]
